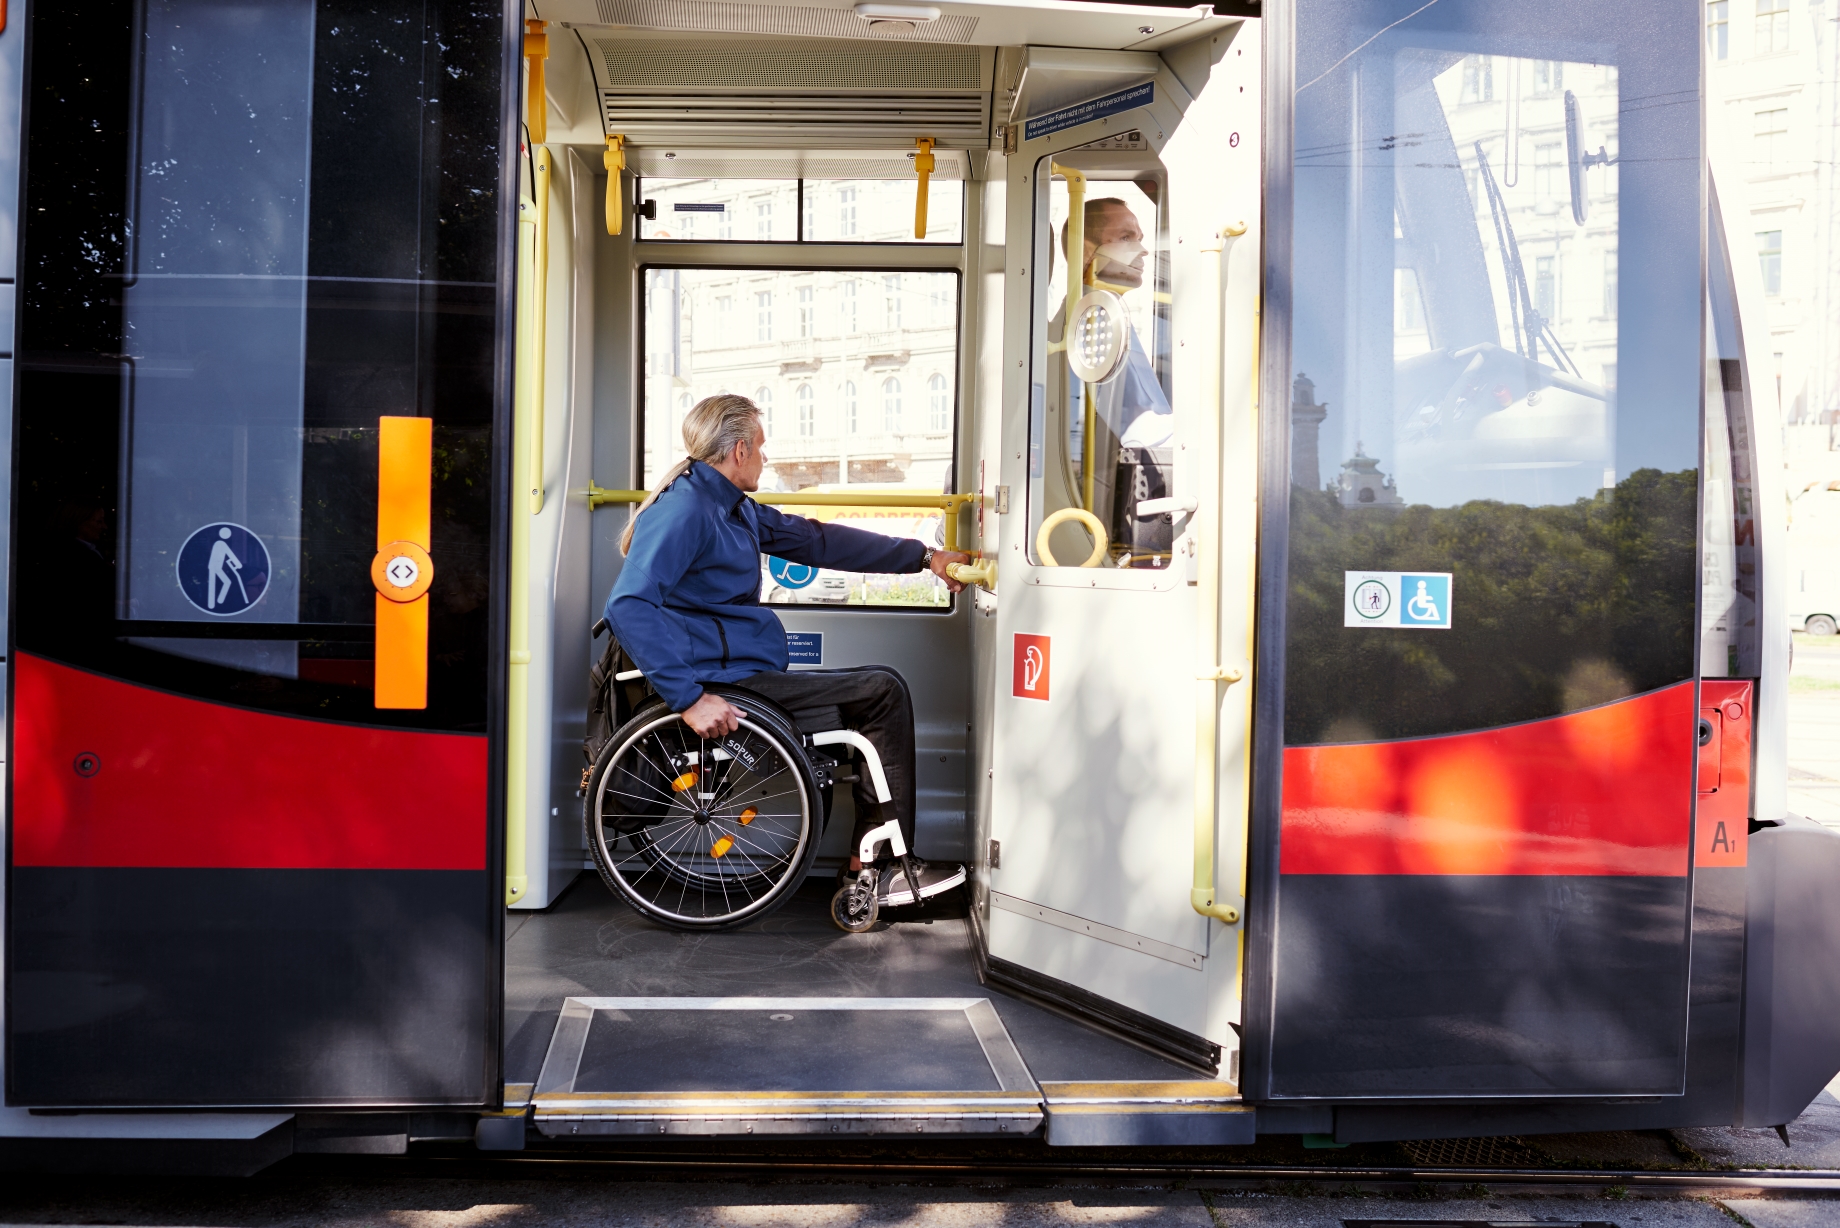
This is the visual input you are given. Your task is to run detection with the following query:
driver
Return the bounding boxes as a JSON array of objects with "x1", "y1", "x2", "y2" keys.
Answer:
[{"x1": 604, "y1": 393, "x2": 970, "y2": 897}]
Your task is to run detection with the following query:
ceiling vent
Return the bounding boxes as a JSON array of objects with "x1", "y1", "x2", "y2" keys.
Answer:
[
  {"x1": 588, "y1": 36, "x2": 993, "y2": 147},
  {"x1": 593, "y1": 0, "x2": 979, "y2": 43}
]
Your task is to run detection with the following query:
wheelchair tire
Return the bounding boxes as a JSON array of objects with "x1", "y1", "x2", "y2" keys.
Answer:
[{"x1": 585, "y1": 686, "x2": 825, "y2": 931}]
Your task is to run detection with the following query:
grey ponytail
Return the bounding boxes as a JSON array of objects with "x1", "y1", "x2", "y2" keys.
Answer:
[{"x1": 619, "y1": 393, "x2": 763, "y2": 555}]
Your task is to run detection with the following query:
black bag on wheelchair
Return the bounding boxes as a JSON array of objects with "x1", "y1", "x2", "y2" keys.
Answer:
[{"x1": 583, "y1": 617, "x2": 652, "y2": 771}]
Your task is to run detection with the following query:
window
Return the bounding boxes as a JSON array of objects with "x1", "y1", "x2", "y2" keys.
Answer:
[
  {"x1": 1756, "y1": 0, "x2": 1789, "y2": 53},
  {"x1": 1604, "y1": 250, "x2": 1618, "y2": 316},
  {"x1": 1396, "y1": 268, "x2": 1426, "y2": 333},
  {"x1": 882, "y1": 377, "x2": 902, "y2": 432},
  {"x1": 641, "y1": 268, "x2": 960, "y2": 606},
  {"x1": 636, "y1": 178, "x2": 960, "y2": 243},
  {"x1": 929, "y1": 282, "x2": 951, "y2": 327},
  {"x1": 1534, "y1": 143, "x2": 1563, "y2": 199},
  {"x1": 927, "y1": 374, "x2": 949, "y2": 432},
  {"x1": 883, "y1": 274, "x2": 903, "y2": 331},
  {"x1": 1758, "y1": 230, "x2": 1783, "y2": 295},
  {"x1": 1755, "y1": 107, "x2": 1788, "y2": 166},
  {"x1": 797, "y1": 384, "x2": 815, "y2": 437},
  {"x1": 1532, "y1": 60, "x2": 1562, "y2": 94},
  {"x1": 1460, "y1": 56, "x2": 1493, "y2": 103},
  {"x1": 1534, "y1": 255, "x2": 1557, "y2": 323},
  {"x1": 1708, "y1": 0, "x2": 1729, "y2": 59},
  {"x1": 841, "y1": 281, "x2": 858, "y2": 334},
  {"x1": 716, "y1": 294, "x2": 734, "y2": 339}
]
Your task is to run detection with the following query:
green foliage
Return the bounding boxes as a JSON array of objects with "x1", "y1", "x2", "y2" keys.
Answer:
[{"x1": 1284, "y1": 468, "x2": 1699, "y2": 743}]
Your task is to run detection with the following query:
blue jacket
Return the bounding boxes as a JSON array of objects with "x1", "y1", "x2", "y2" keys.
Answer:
[{"x1": 605, "y1": 461, "x2": 928, "y2": 711}]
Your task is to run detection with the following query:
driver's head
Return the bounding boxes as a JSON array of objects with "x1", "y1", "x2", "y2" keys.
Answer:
[{"x1": 1061, "y1": 197, "x2": 1147, "y2": 290}]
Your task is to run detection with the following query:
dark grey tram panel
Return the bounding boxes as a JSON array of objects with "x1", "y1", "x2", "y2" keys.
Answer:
[{"x1": 531, "y1": 998, "x2": 1043, "y2": 1137}]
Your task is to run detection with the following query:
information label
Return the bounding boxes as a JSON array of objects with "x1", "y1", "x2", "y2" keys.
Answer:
[
  {"x1": 786, "y1": 631, "x2": 823, "y2": 664},
  {"x1": 1024, "y1": 81, "x2": 1154, "y2": 142},
  {"x1": 1344, "y1": 571, "x2": 1453, "y2": 630}
]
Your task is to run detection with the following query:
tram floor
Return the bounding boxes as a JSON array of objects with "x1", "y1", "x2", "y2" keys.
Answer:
[{"x1": 504, "y1": 872, "x2": 1199, "y2": 1090}]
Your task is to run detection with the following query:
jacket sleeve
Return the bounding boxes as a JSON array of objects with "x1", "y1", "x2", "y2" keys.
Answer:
[
  {"x1": 752, "y1": 502, "x2": 929, "y2": 573},
  {"x1": 604, "y1": 500, "x2": 709, "y2": 713}
]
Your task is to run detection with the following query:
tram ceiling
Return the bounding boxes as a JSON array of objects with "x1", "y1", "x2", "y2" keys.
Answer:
[{"x1": 532, "y1": 0, "x2": 1230, "y2": 53}]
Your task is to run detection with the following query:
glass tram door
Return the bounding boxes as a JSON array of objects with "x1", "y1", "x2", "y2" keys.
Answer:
[
  {"x1": 982, "y1": 37, "x2": 1260, "y2": 1073},
  {"x1": 6, "y1": 1, "x2": 514, "y2": 1107}
]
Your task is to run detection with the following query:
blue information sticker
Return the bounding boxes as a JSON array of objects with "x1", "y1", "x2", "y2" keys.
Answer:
[
  {"x1": 1024, "y1": 81, "x2": 1155, "y2": 142},
  {"x1": 176, "y1": 522, "x2": 270, "y2": 616},
  {"x1": 768, "y1": 556, "x2": 818, "y2": 590},
  {"x1": 1398, "y1": 573, "x2": 1452, "y2": 628},
  {"x1": 786, "y1": 632, "x2": 823, "y2": 665}
]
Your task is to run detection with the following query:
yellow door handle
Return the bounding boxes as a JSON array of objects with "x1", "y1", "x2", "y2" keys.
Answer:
[
  {"x1": 375, "y1": 416, "x2": 433, "y2": 709},
  {"x1": 946, "y1": 558, "x2": 997, "y2": 590},
  {"x1": 1036, "y1": 507, "x2": 1109, "y2": 568}
]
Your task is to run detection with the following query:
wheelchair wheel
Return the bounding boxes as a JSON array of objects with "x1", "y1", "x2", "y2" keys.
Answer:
[{"x1": 585, "y1": 689, "x2": 824, "y2": 931}]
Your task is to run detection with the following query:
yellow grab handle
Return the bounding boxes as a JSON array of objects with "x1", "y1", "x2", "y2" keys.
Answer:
[
  {"x1": 913, "y1": 138, "x2": 935, "y2": 239},
  {"x1": 1036, "y1": 507, "x2": 1108, "y2": 568},
  {"x1": 605, "y1": 136, "x2": 626, "y2": 236},
  {"x1": 523, "y1": 20, "x2": 548, "y2": 145},
  {"x1": 946, "y1": 558, "x2": 997, "y2": 591},
  {"x1": 374, "y1": 416, "x2": 433, "y2": 710}
]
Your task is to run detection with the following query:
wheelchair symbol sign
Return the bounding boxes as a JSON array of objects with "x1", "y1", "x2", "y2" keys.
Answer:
[
  {"x1": 176, "y1": 522, "x2": 270, "y2": 616},
  {"x1": 768, "y1": 556, "x2": 817, "y2": 590},
  {"x1": 1399, "y1": 573, "x2": 1451, "y2": 627}
]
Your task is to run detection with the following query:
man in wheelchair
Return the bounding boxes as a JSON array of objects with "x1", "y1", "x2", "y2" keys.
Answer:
[{"x1": 603, "y1": 393, "x2": 970, "y2": 923}]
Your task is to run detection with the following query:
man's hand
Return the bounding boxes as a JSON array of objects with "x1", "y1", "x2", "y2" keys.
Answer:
[
  {"x1": 682, "y1": 692, "x2": 746, "y2": 738},
  {"x1": 929, "y1": 549, "x2": 973, "y2": 593}
]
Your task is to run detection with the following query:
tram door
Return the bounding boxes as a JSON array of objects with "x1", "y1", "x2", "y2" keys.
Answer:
[
  {"x1": 983, "y1": 35, "x2": 1260, "y2": 1070},
  {"x1": 6, "y1": 2, "x2": 514, "y2": 1107}
]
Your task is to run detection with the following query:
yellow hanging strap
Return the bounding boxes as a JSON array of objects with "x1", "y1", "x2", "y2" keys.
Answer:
[
  {"x1": 913, "y1": 137, "x2": 935, "y2": 240},
  {"x1": 605, "y1": 135, "x2": 626, "y2": 236},
  {"x1": 523, "y1": 20, "x2": 548, "y2": 145}
]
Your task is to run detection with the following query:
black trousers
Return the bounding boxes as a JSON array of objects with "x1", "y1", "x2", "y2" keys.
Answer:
[{"x1": 737, "y1": 666, "x2": 918, "y2": 856}]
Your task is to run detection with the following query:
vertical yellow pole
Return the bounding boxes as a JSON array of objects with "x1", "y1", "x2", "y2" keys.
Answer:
[
  {"x1": 913, "y1": 137, "x2": 935, "y2": 239},
  {"x1": 523, "y1": 20, "x2": 547, "y2": 145},
  {"x1": 605, "y1": 136, "x2": 626, "y2": 236},
  {"x1": 530, "y1": 146, "x2": 550, "y2": 515},
  {"x1": 506, "y1": 176, "x2": 538, "y2": 908},
  {"x1": 1053, "y1": 163, "x2": 1095, "y2": 513}
]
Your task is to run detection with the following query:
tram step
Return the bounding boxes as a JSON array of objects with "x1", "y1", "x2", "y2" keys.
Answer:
[
  {"x1": 1040, "y1": 1080, "x2": 1254, "y2": 1147},
  {"x1": 529, "y1": 997, "x2": 1044, "y2": 1138}
]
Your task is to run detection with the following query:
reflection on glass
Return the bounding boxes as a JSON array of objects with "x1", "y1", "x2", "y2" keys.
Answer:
[
  {"x1": 1282, "y1": 0, "x2": 1700, "y2": 744},
  {"x1": 641, "y1": 268, "x2": 959, "y2": 607},
  {"x1": 1027, "y1": 133, "x2": 1172, "y2": 570}
]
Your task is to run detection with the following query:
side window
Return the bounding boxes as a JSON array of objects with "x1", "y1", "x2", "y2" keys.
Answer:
[
  {"x1": 637, "y1": 178, "x2": 964, "y2": 244},
  {"x1": 641, "y1": 268, "x2": 961, "y2": 608},
  {"x1": 1027, "y1": 136, "x2": 1173, "y2": 570}
]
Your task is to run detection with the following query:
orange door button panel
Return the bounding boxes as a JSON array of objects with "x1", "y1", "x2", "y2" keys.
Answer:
[
  {"x1": 374, "y1": 416, "x2": 434, "y2": 710},
  {"x1": 1696, "y1": 678, "x2": 1754, "y2": 868},
  {"x1": 372, "y1": 541, "x2": 435, "y2": 602}
]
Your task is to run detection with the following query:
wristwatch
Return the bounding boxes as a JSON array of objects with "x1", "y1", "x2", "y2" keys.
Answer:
[{"x1": 920, "y1": 545, "x2": 937, "y2": 570}]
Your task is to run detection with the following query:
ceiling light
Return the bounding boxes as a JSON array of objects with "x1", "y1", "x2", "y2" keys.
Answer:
[{"x1": 854, "y1": 3, "x2": 942, "y2": 22}]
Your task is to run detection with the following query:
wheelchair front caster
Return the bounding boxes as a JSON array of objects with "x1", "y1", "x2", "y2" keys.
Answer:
[{"x1": 830, "y1": 879, "x2": 879, "y2": 933}]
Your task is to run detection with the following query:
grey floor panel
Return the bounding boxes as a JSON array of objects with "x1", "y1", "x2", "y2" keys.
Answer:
[{"x1": 505, "y1": 874, "x2": 1195, "y2": 1087}]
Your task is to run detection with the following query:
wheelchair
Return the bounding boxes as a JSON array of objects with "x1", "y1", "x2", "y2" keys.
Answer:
[{"x1": 583, "y1": 673, "x2": 932, "y2": 933}]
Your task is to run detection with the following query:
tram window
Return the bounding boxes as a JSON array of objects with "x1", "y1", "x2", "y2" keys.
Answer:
[
  {"x1": 637, "y1": 178, "x2": 963, "y2": 244},
  {"x1": 640, "y1": 267, "x2": 961, "y2": 608},
  {"x1": 1025, "y1": 138, "x2": 1172, "y2": 570},
  {"x1": 1280, "y1": 4, "x2": 1701, "y2": 744}
]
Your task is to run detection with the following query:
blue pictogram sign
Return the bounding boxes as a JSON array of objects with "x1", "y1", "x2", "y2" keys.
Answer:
[
  {"x1": 786, "y1": 632, "x2": 823, "y2": 664},
  {"x1": 768, "y1": 556, "x2": 818, "y2": 590},
  {"x1": 1399, "y1": 573, "x2": 1451, "y2": 628},
  {"x1": 176, "y1": 522, "x2": 270, "y2": 616}
]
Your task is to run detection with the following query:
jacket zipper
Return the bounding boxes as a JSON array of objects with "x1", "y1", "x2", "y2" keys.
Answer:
[{"x1": 716, "y1": 619, "x2": 730, "y2": 669}]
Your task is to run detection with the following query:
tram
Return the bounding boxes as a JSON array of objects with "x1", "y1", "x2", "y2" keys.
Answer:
[{"x1": 3, "y1": 0, "x2": 1837, "y2": 1172}]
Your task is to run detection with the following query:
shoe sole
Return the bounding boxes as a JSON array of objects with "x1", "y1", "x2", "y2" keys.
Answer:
[{"x1": 879, "y1": 864, "x2": 968, "y2": 908}]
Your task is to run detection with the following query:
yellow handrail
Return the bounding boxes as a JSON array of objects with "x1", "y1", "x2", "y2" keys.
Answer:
[
  {"x1": 1052, "y1": 163, "x2": 1096, "y2": 513},
  {"x1": 605, "y1": 136, "x2": 625, "y2": 236},
  {"x1": 586, "y1": 485, "x2": 977, "y2": 551},
  {"x1": 1191, "y1": 221, "x2": 1253, "y2": 928},
  {"x1": 523, "y1": 20, "x2": 547, "y2": 145},
  {"x1": 530, "y1": 145, "x2": 550, "y2": 515},
  {"x1": 913, "y1": 137, "x2": 935, "y2": 239}
]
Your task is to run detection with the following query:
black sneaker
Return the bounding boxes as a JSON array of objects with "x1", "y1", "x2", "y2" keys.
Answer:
[{"x1": 878, "y1": 857, "x2": 966, "y2": 908}]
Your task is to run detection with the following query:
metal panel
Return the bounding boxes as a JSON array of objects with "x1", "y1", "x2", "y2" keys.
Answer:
[{"x1": 1040, "y1": 1080, "x2": 1251, "y2": 1147}]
